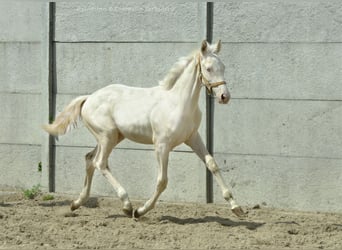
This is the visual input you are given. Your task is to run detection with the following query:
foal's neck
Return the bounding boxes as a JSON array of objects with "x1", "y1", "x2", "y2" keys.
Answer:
[{"x1": 170, "y1": 57, "x2": 201, "y2": 109}]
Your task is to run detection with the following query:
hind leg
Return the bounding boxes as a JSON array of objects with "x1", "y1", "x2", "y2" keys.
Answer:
[
  {"x1": 93, "y1": 132, "x2": 133, "y2": 217},
  {"x1": 101, "y1": 165, "x2": 133, "y2": 217},
  {"x1": 71, "y1": 147, "x2": 97, "y2": 211}
]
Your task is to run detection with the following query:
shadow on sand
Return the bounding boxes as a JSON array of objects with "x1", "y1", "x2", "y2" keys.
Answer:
[
  {"x1": 39, "y1": 197, "x2": 99, "y2": 208},
  {"x1": 160, "y1": 215, "x2": 265, "y2": 230}
]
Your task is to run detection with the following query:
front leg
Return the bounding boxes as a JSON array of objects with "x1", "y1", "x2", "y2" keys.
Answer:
[
  {"x1": 134, "y1": 142, "x2": 170, "y2": 218},
  {"x1": 185, "y1": 132, "x2": 245, "y2": 217}
]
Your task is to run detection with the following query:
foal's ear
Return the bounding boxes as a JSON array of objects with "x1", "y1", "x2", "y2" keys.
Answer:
[
  {"x1": 201, "y1": 40, "x2": 209, "y2": 54},
  {"x1": 213, "y1": 40, "x2": 222, "y2": 54}
]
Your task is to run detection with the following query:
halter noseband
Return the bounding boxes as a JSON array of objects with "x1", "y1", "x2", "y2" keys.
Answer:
[{"x1": 197, "y1": 55, "x2": 227, "y2": 95}]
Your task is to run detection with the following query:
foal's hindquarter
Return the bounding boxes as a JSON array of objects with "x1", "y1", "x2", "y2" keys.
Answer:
[{"x1": 46, "y1": 44, "x2": 244, "y2": 218}]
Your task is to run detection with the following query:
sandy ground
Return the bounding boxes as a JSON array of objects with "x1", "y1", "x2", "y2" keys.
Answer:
[{"x1": 0, "y1": 191, "x2": 341, "y2": 249}]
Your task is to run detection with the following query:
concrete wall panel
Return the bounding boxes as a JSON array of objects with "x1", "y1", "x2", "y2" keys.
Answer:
[
  {"x1": 214, "y1": 1, "x2": 342, "y2": 43},
  {"x1": 0, "y1": 3, "x2": 43, "y2": 42},
  {"x1": 0, "y1": 42, "x2": 41, "y2": 93},
  {"x1": 55, "y1": 2, "x2": 202, "y2": 42},
  {"x1": 56, "y1": 43, "x2": 198, "y2": 94},
  {"x1": 0, "y1": 93, "x2": 42, "y2": 145},
  {"x1": 213, "y1": 153, "x2": 342, "y2": 213},
  {"x1": 0, "y1": 144, "x2": 41, "y2": 189},
  {"x1": 214, "y1": 99, "x2": 342, "y2": 159},
  {"x1": 222, "y1": 43, "x2": 342, "y2": 100}
]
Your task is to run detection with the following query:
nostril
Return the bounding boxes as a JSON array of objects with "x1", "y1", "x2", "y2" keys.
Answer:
[{"x1": 220, "y1": 93, "x2": 230, "y2": 104}]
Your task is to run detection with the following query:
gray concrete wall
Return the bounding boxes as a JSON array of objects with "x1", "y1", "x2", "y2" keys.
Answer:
[
  {"x1": 213, "y1": 1, "x2": 342, "y2": 212},
  {"x1": 0, "y1": 3, "x2": 43, "y2": 189},
  {"x1": 0, "y1": 2, "x2": 341, "y2": 213}
]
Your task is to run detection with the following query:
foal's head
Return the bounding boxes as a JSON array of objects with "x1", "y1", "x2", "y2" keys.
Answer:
[{"x1": 199, "y1": 40, "x2": 230, "y2": 104}]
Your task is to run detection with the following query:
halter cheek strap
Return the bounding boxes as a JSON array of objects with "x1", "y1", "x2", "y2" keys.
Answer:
[
  {"x1": 199, "y1": 73, "x2": 227, "y2": 95},
  {"x1": 197, "y1": 56, "x2": 227, "y2": 95}
]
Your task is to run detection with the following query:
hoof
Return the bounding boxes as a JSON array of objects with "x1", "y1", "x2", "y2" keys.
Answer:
[
  {"x1": 70, "y1": 201, "x2": 79, "y2": 211},
  {"x1": 122, "y1": 208, "x2": 133, "y2": 218},
  {"x1": 232, "y1": 206, "x2": 247, "y2": 218}
]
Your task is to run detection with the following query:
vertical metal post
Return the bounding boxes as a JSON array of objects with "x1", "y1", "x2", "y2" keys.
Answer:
[
  {"x1": 41, "y1": 2, "x2": 56, "y2": 193},
  {"x1": 205, "y1": 2, "x2": 214, "y2": 203},
  {"x1": 48, "y1": 3, "x2": 56, "y2": 192}
]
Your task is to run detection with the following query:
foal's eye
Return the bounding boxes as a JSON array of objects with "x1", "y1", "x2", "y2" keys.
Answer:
[{"x1": 206, "y1": 67, "x2": 212, "y2": 73}]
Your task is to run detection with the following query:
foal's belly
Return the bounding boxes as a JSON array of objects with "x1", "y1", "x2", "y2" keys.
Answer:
[
  {"x1": 118, "y1": 123, "x2": 154, "y2": 145},
  {"x1": 114, "y1": 106, "x2": 155, "y2": 145}
]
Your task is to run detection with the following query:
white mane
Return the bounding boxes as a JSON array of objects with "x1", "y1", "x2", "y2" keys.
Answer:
[{"x1": 159, "y1": 51, "x2": 197, "y2": 90}]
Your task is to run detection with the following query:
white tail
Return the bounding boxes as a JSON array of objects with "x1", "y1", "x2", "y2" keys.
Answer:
[{"x1": 43, "y1": 95, "x2": 88, "y2": 136}]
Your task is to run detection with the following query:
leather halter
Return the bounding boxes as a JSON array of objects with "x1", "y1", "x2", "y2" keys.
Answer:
[{"x1": 197, "y1": 56, "x2": 227, "y2": 95}]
